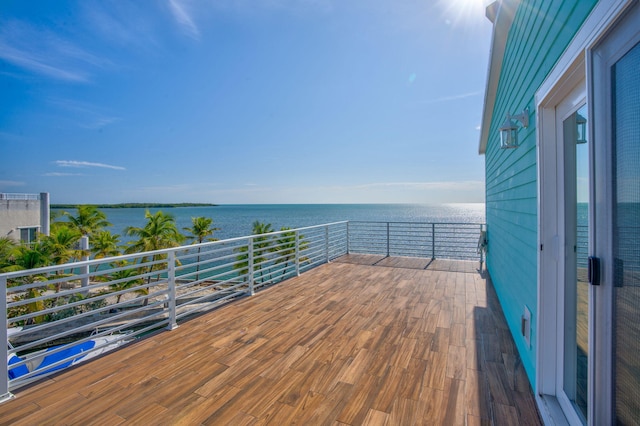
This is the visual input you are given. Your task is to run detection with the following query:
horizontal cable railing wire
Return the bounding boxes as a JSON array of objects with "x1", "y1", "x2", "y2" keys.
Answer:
[
  {"x1": 577, "y1": 225, "x2": 588, "y2": 269},
  {"x1": 1, "y1": 219, "x2": 485, "y2": 398},
  {"x1": 0, "y1": 193, "x2": 41, "y2": 201},
  {"x1": 433, "y1": 223, "x2": 483, "y2": 261},
  {"x1": 3, "y1": 249, "x2": 174, "y2": 390},
  {"x1": 1, "y1": 221, "x2": 348, "y2": 395},
  {"x1": 347, "y1": 221, "x2": 485, "y2": 261}
]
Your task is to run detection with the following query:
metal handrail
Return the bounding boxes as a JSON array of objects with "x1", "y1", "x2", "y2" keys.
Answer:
[
  {"x1": 347, "y1": 221, "x2": 485, "y2": 261},
  {"x1": 0, "y1": 194, "x2": 41, "y2": 201},
  {"x1": 1, "y1": 220, "x2": 483, "y2": 399}
]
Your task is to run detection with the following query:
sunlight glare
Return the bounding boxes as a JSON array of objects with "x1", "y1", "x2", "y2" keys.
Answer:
[{"x1": 438, "y1": 0, "x2": 487, "y2": 28}]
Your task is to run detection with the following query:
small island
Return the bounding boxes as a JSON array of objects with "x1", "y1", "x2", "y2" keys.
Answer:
[{"x1": 51, "y1": 203, "x2": 217, "y2": 209}]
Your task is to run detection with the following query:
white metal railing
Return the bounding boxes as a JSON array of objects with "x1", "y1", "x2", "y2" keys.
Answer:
[
  {"x1": 0, "y1": 194, "x2": 41, "y2": 201},
  {"x1": 1, "y1": 220, "x2": 484, "y2": 400},
  {"x1": 347, "y1": 221, "x2": 486, "y2": 262},
  {"x1": 577, "y1": 225, "x2": 588, "y2": 268},
  {"x1": 1, "y1": 221, "x2": 348, "y2": 398}
]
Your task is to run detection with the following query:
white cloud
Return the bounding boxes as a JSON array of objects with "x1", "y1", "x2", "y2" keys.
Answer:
[
  {"x1": 81, "y1": 116, "x2": 120, "y2": 129},
  {"x1": 208, "y1": 0, "x2": 334, "y2": 17},
  {"x1": 107, "y1": 179, "x2": 485, "y2": 204},
  {"x1": 346, "y1": 181, "x2": 484, "y2": 190},
  {"x1": 0, "y1": 20, "x2": 110, "y2": 82},
  {"x1": 168, "y1": 0, "x2": 200, "y2": 39},
  {"x1": 0, "y1": 180, "x2": 25, "y2": 187},
  {"x1": 300, "y1": 180, "x2": 486, "y2": 203},
  {"x1": 138, "y1": 183, "x2": 192, "y2": 192},
  {"x1": 46, "y1": 97, "x2": 120, "y2": 129},
  {"x1": 44, "y1": 172, "x2": 85, "y2": 177},
  {"x1": 419, "y1": 91, "x2": 482, "y2": 105},
  {"x1": 0, "y1": 41, "x2": 88, "y2": 82},
  {"x1": 55, "y1": 160, "x2": 126, "y2": 170},
  {"x1": 82, "y1": 3, "x2": 158, "y2": 49}
]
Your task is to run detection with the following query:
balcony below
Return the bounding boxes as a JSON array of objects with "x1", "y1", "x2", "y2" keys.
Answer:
[{"x1": 0, "y1": 256, "x2": 540, "y2": 425}]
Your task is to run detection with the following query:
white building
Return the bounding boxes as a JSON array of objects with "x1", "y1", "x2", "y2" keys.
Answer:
[{"x1": 0, "y1": 193, "x2": 50, "y2": 243}]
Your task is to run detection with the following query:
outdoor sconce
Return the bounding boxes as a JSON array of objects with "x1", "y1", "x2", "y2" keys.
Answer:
[
  {"x1": 576, "y1": 113, "x2": 587, "y2": 144},
  {"x1": 499, "y1": 107, "x2": 529, "y2": 149}
]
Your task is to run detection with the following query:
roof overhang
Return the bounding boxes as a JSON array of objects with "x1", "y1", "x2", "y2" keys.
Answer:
[{"x1": 478, "y1": 0, "x2": 521, "y2": 154}]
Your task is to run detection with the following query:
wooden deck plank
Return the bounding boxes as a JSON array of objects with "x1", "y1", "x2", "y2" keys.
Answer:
[
  {"x1": 388, "y1": 397, "x2": 426, "y2": 426},
  {"x1": 465, "y1": 368, "x2": 490, "y2": 420},
  {"x1": 362, "y1": 408, "x2": 390, "y2": 425},
  {"x1": 0, "y1": 258, "x2": 541, "y2": 425},
  {"x1": 375, "y1": 256, "x2": 431, "y2": 269},
  {"x1": 441, "y1": 378, "x2": 466, "y2": 426},
  {"x1": 419, "y1": 385, "x2": 445, "y2": 423}
]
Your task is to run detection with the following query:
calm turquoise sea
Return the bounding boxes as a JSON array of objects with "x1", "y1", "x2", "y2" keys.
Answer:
[{"x1": 54, "y1": 204, "x2": 485, "y2": 242}]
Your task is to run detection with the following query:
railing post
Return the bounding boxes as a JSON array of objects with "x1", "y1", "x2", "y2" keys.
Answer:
[
  {"x1": 1, "y1": 276, "x2": 14, "y2": 403},
  {"x1": 431, "y1": 223, "x2": 436, "y2": 260},
  {"x1": 387, "y1": 222, "x2": 390, "y2": 257},
  {"x1": 346, "y1": 222, "x2": 350, "y2": 254},
  {"x1": 248, "y1": 238, "x2": 255, "y2": 295},
  {"x1": 480, "y1": 224, "x2": 485, "y2": 269},
  {"x1": 167, "y1": 251, "x2": 178, "y2": 330},
  {"x1": 80, "y1": 236, "x2": 89, "y2": 290},
  {"x1": 325, "y1": 226, "x2": 330, "y2": 263},
  {"x1": 295, "y1": 230, "x2": 300, "y2": 276}
]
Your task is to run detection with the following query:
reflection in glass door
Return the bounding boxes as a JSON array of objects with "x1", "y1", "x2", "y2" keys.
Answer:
[
  {"x1": 563, "y1": 104, "x2": 589, "y2": 424},
  {"x1": 612, "y1": 40, "x2": 640, "y2": 425}
]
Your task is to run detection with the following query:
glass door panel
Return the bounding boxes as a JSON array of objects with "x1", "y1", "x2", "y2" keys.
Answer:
[
  {"x1": 612, "y1": 40, "x2": 640, "y2": 425},
  {"x1": 563, "y1": 104, "x2": 589, "y2": 424}
]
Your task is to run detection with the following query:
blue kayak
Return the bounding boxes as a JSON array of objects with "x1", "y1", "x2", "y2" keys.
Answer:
[{"x1": 8, "y1": 335, "x2": 127, "y2": 380}]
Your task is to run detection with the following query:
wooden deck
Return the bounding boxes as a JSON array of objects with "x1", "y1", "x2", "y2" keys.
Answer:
[{"x1": 0, "y1": 256, "x2": 541, "y2": 425}]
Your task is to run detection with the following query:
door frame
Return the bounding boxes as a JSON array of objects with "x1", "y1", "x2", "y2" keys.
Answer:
[
  {"x1": 591, "y1": 4, "x2": 640, "y2": 424},
  {"x1": 535, "y1": 0, "x2": 635, "y2": 424},
  {"x1": 538, "y1": 68, "x2": 588, "y2": 426},
  {"x1": 555, "y1": 87, "x2": 588, "y2": 424}
]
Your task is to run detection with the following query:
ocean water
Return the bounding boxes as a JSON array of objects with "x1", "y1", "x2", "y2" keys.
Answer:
[{"x1": 54, "y1": 203, "x2": 485, "y2": 242}]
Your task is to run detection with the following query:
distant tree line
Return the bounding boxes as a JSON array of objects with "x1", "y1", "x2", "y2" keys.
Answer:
[
  {"x1": 2, "y1": 205, "x2": 307, "y2": 326},
  {"x1": 1, "y1": 206, "x2": 304, "y2": 278},
  {"x1": 0, "y1": 206, "x2": 220, "y2": 274},
  {"x1": 51, "y1": 203, "x2": 217, "y2": 209}
]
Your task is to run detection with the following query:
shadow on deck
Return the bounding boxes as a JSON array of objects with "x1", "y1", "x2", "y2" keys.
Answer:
[
  {"x1": 0, "y1": 256, "x2": 541, "y2": 425},
  {"x1": 335, "y1": 253, "x2": 482, "y2": 274}
]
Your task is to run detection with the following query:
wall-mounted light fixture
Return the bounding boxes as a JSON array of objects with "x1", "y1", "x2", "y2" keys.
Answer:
[
  {"x1": 576, "y1": 113, "x2": 587, "y2": 144},
  {"x1": 499, "y1": 107, "x2": 529, "y2": 149}
]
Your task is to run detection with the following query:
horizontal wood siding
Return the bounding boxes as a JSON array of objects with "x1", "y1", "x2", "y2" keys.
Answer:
[{"x1": 484, "y1": 0, "x2": 597, "y2": 388}]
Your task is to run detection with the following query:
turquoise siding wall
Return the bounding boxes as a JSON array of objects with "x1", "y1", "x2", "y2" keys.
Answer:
[{"x1": 485, "y1": 0, "x2": 597, "y2": 388}]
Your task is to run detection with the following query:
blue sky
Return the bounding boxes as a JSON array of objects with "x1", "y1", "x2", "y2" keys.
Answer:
[{"x1": 0, "y1": 0, "x2": 491, "y2": 204}]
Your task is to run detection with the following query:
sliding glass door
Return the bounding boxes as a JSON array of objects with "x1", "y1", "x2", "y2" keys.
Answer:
[
  {"x1": 562, "y1": 104, "x2": 589, "y2": 424},
  {"x1": 592, "y1": 4, "x2": 640, "y2": 423}
]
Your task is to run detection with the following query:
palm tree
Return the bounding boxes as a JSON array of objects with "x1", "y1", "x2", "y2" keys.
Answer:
[
  {"x1": 2, "y1": 243, "x2": 50, "y2": 273},
  {"x1": 183, "y1": 217, "x2": 220, "y2": 281},
  {"x1": 183, "y1": 217, "x2": 220, "y2": 244},
  {"x1": 4, "y1": 243, "x2": 50, "y2": 324},
  {"x1": 273, "y1": 227, "x2": 308, "y2": 278},
  {"x1": 124, "y1": 210, "x2": 185, "y2": 287},
  {"x1": 91, "y1": 231, "x2": 121, "y2": 273},
  {"x1": 42, "y1": 225, "x2": 85, "y2": 268},
  {"x1": 234, "y1": 221, "x2": 274, "y2": 284},
  {"x1": 41, "y1": 226, "x2": 86, "y2": 292},
  {"x1": 0, "y1": 237, "x2": 18, "y2": 271},
  {"x1": 125, "y1": 210, "x2": 184, "y2": 253},
  {"x1": 108, "y1": 261, "x2": 145, "y2": 304},
  {"x1": 63, "y1": 205, "x2": 111, "y2": 237}
]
